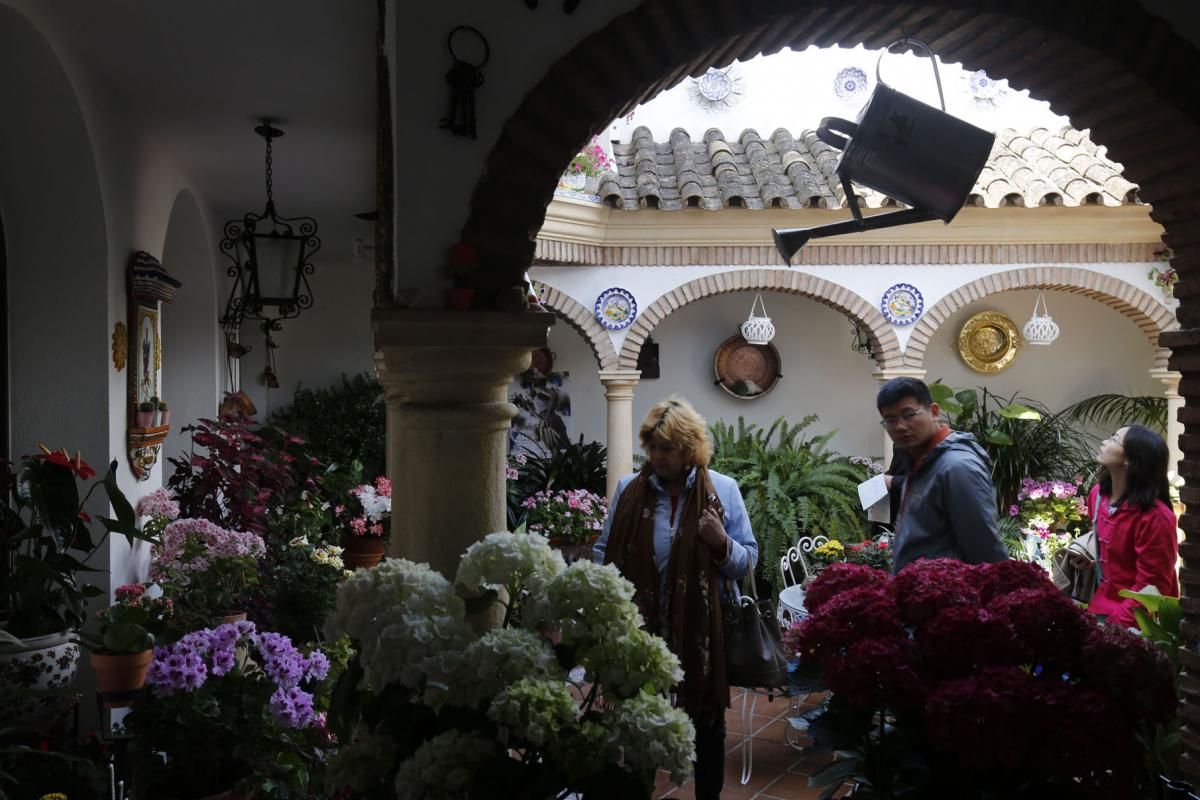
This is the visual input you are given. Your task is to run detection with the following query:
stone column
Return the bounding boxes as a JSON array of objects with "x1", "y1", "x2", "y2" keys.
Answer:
[
  {"x1": 374, "y1": 309, "x2": 554, "y2": 578},
  {"x1": 598, "y1": 368, "x2": 641, "y2": 500},
  {"x1": 1150, "y1": 367, "x2": 1184, "y2": 480}
]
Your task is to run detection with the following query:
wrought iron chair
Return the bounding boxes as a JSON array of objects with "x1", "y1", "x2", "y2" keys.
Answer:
[{"x1": 777, "y1": 534, "x2": 829, "y2": 628}]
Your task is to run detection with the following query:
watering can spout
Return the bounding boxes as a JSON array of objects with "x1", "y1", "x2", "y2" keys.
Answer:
[{"x1": 772, "y1": 207, "x2": 938, "y2": 265}]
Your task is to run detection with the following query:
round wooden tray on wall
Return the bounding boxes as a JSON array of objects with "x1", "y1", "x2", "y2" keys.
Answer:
[{"x1": 713, "y1": 333, "x2": 782, "y2": 400}]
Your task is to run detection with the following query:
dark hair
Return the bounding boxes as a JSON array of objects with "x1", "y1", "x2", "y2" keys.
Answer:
[
  {"x1": 876, "y1": 377, "x2": 932, "y2": 410},
  {"x1": 1099, "y1": 424, "x2": 1171, "y2": 510}
]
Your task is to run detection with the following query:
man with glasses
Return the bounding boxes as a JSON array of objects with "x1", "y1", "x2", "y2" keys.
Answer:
[{"x1": 877, "y1": 377, "x2": 1007, "y2": 573}]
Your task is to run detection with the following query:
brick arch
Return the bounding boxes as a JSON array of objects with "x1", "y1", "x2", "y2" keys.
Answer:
[
  {"x1": 902, "y1": 268, "x2": 1179, "y2": 369},
  {"x1": 531, "y1": 280, "x2": 619, "y2": 369},
  {"x1": 461, "y1": 0, "x2": 1200, "y2": 296},
  {"x1": 614, "y1": 270, "x2": 903, "y2": 369}
]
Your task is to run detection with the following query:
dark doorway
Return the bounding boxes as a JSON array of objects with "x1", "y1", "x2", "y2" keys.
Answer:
[{"x1": 0, "y1": 214, "x2": 7, "y2": 462}]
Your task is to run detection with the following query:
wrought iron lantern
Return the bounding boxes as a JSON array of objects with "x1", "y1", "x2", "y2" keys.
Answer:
[
  {"x1": 219, "y1": 121, "x2": 321, "y2": 331},
  {"x1": 851, "y1": 322, "x2": 876, "y2": 359},
  {"x1": 1022, "y1": 292, "x2": 1060, "y2": 346},
  {"x1": 740, "y1": 294, "x2": 776, "y2": 345}
]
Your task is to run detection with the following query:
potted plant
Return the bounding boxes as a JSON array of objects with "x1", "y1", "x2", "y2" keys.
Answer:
[
  {"x1": 559, "y1": 137, "x2": 611, "y2": 194},
  {"x1": 83, "y1": 583, "x2": 173, "y2": 708},
  {"x1": 1007, "y1": 477, "x2": 1088, "y2": 567},
  {"x1": 157, "y1": 400, "x2": 170, "y2": 427},
  {"x1": 336, "y1": 476, "x2": 391, "y2": 569},
  {"x1": 136, "y1": 400, "x2": 156, "y2": 428},
  {"x1": 0, "y1": 446, "x2": 143, "y2": 731},
  {"x1": 126, "y1": 620, "x2": 334, "y2": 799},
  {"x1": 150, "y1": 518, "x2": 266, "y2": 631},
  {"x1": 519, "y1": 488, "x2": 607, "y2": 563}
]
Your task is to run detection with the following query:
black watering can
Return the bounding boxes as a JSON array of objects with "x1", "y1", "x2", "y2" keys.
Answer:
[{"x1": 773, "y1": 39, "x2": 996, "y2": 264}]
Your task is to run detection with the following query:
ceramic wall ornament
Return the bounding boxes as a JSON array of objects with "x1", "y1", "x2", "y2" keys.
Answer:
[
  {"x1": 126, "y1": 251, "x2": 182, "y2": 481},
  {"x1": 688, "y1": 66, "x2": 745, "y2": 112},
  {"x1": 713, "y1": 334, "x2": 782, "y2": 400},
  {"x1": 880, "y1": 283, "x2": 924, "y2": 326},
  {"x1": 834, "y1": 66, "x2": 869, "y2": 104},
  {"x1": 112, "y1": 322, "x2": 127, "y2": 371},
  {"x1": 959, "y1": 310, "x2": 1022, "y2": 373},
  {"x1": 594, "y1": 287, "x2": 637, "y2": 331},
  {"x1": 966, "y1": 69, "x2": 1009, "y2": 111}
]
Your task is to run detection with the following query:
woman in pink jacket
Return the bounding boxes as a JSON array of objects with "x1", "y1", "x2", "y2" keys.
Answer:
[{"x1": 1081, "y1": 424, "x2": 1179, "y2": 628}]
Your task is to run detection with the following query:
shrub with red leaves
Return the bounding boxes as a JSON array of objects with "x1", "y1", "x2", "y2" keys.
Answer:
[
  {"x1": 1081, "y1": 622, "x2": 1178, "y2": 725},
  {"x1": 974, "y1": 558, "x2": 1054, "y2": 604},
  {"x1": 786, "y1": 584, "x2": 902, "y2": 667},
  {"x1": 801, "y1": 561, "x2": 893, "y2": 616},
  {"x1": 894, "y1": 558, "x2": 980, "y2": 625},
  {"x1": 990, "y1": 586, "x2": 1091, "y2": 670},
  {"x1": 916, "y1": 605, "x2": 1029, "y2": 677},
  {"x1": 826, "y1": 636, "x2": 926, "y2": 711}
]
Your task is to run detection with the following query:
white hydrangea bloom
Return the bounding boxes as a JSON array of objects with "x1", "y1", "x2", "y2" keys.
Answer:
[
  {"x1": 394, "y1": 730, "x2": 498, "y2": 800},
  {"x1": 442, "y1": 627, "x2": 561, "y2": 708},
  {"x1": 455, "y1": 531, "x2": 566, "y2": 596},
  {"x1": 323, "y1": 558, "x2": 472, "y2": 691},
  {"x1": 487, "y1": 677, "x2": 579, "y2": 748},
  {"x1": 524, "y1": 560, "x2": 642, "y2": 646},
  {"x1": 583, "y1": 627, "x2": 683, "y2": 699},
  {"x1": 606, "y1": 692, "x2": 696, "y2": 785},
  {"x1": 325, "y1": 726, "x2": 400, "y2": 794}
]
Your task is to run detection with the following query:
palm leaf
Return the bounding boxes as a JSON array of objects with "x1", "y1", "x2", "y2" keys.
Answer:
[{"x1": 1059, "y1": 394, "x2": 1167, "y2": 433}]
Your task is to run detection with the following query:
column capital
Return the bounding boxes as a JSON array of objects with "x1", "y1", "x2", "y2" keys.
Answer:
[
  {"x1": 598, "y1": 368, "x2": 641, "y2": 398},
  {"x1": 1149, "y1": 367, "x2": 1182, "y2": 391},
  {"x1": 872, "y1": 367, "x2": 927, "y2": 383}
]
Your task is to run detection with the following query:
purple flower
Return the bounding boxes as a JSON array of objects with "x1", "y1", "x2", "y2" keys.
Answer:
[
  {"x1": 305, "y1": 651, "x2": 331, "y2": 682},
  {"x1": 269, "y1": 685, "x2": 316, "y2": 729},
  {"x1": 1009, "y1": 505, "x2": 1020, "y2": 517}
]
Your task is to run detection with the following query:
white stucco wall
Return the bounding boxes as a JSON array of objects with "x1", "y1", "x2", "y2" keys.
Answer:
[{"x1": 544, "y1": 276, "x2": 1168, "y2": 464}]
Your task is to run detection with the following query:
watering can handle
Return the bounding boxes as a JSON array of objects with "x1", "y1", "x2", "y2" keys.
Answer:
[
  {"x1": 816, "y1": 117, "x2": 857, "y2": 150},
  {"x1": 877, "y1": 37, "x2": 946, "y2": 111}
]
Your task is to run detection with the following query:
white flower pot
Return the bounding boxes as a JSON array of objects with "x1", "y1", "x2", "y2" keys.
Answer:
[{"x1": 0, "y1": 630, "x2": 80, "y2": 731}]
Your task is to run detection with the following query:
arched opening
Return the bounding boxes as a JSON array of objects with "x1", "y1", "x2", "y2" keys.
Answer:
[{"x1": 160, "y1": 188, "x2": 220, "y2": 460}]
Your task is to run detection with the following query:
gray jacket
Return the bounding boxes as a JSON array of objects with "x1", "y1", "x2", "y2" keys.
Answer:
[{"x1": 890, "y1": 430, "x2": 1007, "y2": 573}]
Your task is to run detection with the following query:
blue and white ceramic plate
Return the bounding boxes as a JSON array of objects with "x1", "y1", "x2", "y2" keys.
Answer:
[
  {"x1": 881, "y1": 284, "x2": 923, "y2": 326},
  {"x1": 834, "y1": 66, "x2": 869, "y2": 103},
  {"x1": 595, "y1": 287, "x2": 637, "y2": 330}
]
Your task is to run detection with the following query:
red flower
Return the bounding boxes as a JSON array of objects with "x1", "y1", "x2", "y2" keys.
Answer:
[
  {"x1": 1081, "y1": 622, "x2": 1178, "y2": 724},
  {"x1": 989, "y1": 586, "x2": 1091, "y2": 669},
  {"x1": 786, "y1": 584, "x2": 903, "y2": 667},
  {"x1": 33, "y1": 445, "x2": 96, "y2": 480},
  {"x1": 974, "y1": 559, "x2": 1054, "y2": 604},
  {"x1": 924, "y1": 667, "x2": 1045, "y2": 773},
  {"x1": 894, "y1": 558, "x2": 980, "y2": 626},
  {"x1": 916, "y1": 605, "x2": 1029, "y2": 677},
  {"x1": 826, "y1": 636, "x2": 926, "y2": 710},
  {"x1": 802, "y1": 562, "x2": 892, "y2": 616}
]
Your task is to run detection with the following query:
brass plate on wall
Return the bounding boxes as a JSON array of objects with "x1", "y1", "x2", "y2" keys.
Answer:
[
  {"x1": 713, "y1": 334, "x2": 781, "y2": 399},
  {"x1": 958, "y1": 311, "x2": 1021, "y2": 373}
]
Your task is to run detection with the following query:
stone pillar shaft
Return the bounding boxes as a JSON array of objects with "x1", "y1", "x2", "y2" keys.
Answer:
[
  {"x1": 1150, "y1": 367, "x2": 1184, "y2": 480},
  {"x1": 374, "y1": 310, "x2": 554, "y2": 578},
  {"x1": 598, "y1": 369, "x2": 641, "y2": 501}
]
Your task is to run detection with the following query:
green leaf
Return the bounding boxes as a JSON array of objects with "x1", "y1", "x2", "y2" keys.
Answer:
[
  {"x1": 929, "y1": 382, "x2": 955, "y2": 405},
  {"x1": 998, "y1": 404, "x2": 1042, "y2": 421},
  {"x1": 985, "y1": 430, "x2": 1015, "y2": 446}
]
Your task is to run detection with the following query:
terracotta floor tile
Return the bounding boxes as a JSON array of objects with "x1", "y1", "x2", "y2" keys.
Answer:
[
  {"x1": 789, "y1": 751, "x2": 835, "y2": 776},
  {"x1": 721, "y1": 754, "x2": 779, "y2": 794},
  {"x1": 756, "y1": 769, "x2": 828, "y2": 799}
]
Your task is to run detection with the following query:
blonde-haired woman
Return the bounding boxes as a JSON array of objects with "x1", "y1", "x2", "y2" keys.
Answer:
[{"x1": 594, "y1": 395, "x2": 757, "y2": 800}]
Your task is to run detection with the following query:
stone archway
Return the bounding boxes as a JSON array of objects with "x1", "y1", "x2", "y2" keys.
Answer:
[
  {"x1": 903, "y1": 266, "x2": 1179, "y2": 368},
  {"x1": 531, "y1": 280, "x2": 619, "y2": 369},
  {"x1": 454, "y1": 0, "x2": 1200, "y2": 775},
  {"x1": 614, "y1": 269, "x2": 902, "y2": 369}
]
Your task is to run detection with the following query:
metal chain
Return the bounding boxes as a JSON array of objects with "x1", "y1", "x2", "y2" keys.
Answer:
[{"x1": 264, "y1": 134, "x2": 274, "y2": 203}]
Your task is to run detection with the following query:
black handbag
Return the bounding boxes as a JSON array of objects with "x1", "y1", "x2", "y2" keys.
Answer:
[{"x1": 722, "y1": 571, "x2": 788, "y2": 689}]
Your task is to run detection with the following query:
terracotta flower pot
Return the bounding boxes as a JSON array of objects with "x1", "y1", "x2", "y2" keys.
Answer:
[
  {"x1": 135, "y1": 411, "x2": 154, "y2": 427},
  {"x1": 160, "y1": 410, "x2": 172, "y2": 426},
  {"x1": 90, "y1": 648, "x2": 153, "y2": 708},
  {"x1": 342, "y1": 535, "x2": 386, "y2": 569},
  {"x1": 219, "y1": 610, "x2": 248, "y2": 625},
  {"x1": 549, "y1": 539, "x2": 597, "y2": 565}
]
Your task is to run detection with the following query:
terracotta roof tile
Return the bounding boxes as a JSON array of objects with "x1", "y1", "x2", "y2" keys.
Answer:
[{"x1": 598, "y1": 125, "x2": 1138, "y2": 211}]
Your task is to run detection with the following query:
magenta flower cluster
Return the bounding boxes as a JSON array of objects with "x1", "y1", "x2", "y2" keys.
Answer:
[
  {"x1": 338, "y1": 476, "x2": 392, "y2": 539},
  {"x1": 145, "y1": 621, "x2": 328, "y2": 729},
  {"x1": 521, "y1": 488, "x2": 607, "y2": 544},
  {"x1": 149, "y1": 517, "x2": 266, "y2": 580},
  {"x1": 1011, "y1": 477, "x2": 1087, "y2": 539},
  {"x1": 136, "y1": 487, "x2": 180, "y2": 521}
]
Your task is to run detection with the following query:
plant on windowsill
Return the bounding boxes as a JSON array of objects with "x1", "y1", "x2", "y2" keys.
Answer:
[{"x1": 1150, "y1": 264, "x2": 1179, "y2": 298}]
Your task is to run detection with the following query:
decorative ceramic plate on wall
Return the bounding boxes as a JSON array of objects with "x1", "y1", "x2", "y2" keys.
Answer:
[
  {"x1": 713, "y1": 333, "x2": 782, "y2": 400},
  {"x1": 594, "y1": 287, "x2": 637, "y2": 330},
  {"x1": 881, "y1": 283, "x2": 924, "y2": 326},
  {"x1": 958, "y1": 310, "x2": 1022, "y2": 373}
]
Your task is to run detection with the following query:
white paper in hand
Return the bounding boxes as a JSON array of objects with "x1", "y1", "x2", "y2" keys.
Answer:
[{"x1": 857, "y1": 473, "x2": 889, "y2": 510}]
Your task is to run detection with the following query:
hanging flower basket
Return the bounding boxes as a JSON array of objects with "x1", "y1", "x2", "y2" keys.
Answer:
[
  {"x1": 739, "y1": 294, "x2": 776, "y2": 345},
  {"x1": 1021, "y1": 292, "x2": 1060, "y2": 346}
]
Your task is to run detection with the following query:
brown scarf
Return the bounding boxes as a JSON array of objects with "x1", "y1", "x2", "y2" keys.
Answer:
[{"x1": 604, "y1": 465, "x2": 729, "y2": 714}]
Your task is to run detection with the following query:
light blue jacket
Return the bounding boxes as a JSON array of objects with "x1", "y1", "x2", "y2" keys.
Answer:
[{"x1": 593, "y1": 467, "x2": 758, "y2": 608}]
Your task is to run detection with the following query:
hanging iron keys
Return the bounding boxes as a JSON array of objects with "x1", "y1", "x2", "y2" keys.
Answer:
[{"x1": 439, "y1": 26, "x2": 490, "y2": 139}]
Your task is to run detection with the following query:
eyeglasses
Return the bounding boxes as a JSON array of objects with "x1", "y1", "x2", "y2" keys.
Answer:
[{"x1": 879, "y1": 408, "x2": 928, "y2": 429}]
